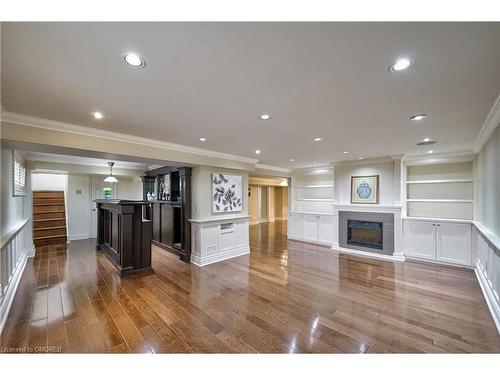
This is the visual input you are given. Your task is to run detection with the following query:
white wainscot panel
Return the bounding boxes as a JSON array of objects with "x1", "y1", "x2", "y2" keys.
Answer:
[
  {"x1": 288, "y1": 212, "x2": 304, "y2": 240},
  {"x1": 473, "y1": 223, "x2": 500, "y2": 334},
  {"x1": 190, "y1": 216, "x2": 250, "y2": 267}
]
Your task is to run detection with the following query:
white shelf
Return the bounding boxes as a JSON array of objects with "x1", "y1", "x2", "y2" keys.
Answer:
[
  {"x1": 290, "y1": 210, "x2": 334, "y2": 216},
  {"x1": 406, "y1": 179, "x2": 473, "y2": 184},
  {"x1": 402, "y1": 216, "x2": 472, "y2": 224},
  {"x1": 406, "y1": 199, "x2": 473, "y2": 203},
  {"x1": 295, "y1": 198, "x2": 334, "y2": 202},
  {"x1": 294, "y1": 184, "x2": 334, "y2": 188}
]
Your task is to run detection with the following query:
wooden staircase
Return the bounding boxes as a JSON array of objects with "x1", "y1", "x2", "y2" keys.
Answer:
[{"x1": 33, "y1": 191, "x2": 68, "y2": 247}]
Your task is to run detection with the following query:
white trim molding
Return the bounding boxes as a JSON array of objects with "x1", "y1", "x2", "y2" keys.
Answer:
[
  {"x1": 473, "y1": 93, "x2": 500, "y2": 153},
  {"x1": 402, "y1": 151, "x2": 476, "y2": 166},
  {"x1": 332, "y1": 245, "x2": 405, "y2": 262}
]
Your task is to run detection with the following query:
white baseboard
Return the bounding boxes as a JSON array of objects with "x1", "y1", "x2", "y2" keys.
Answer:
[
  {"x1": 0, "y1": 252, "x2": 28, "y2": 335},
  {"x1": 331, "y1": 244, "x2": 406, "y2": 262},
  {"x1": 26, "y1": 244, "x2": 36, "y2": 258},
  {"x1": 288, "y1": 236, "x2": 331, "y2": 247},
  {"x1": 405, "y1": 255, "x2": 473, "y2": 269},
  {"x1": 68, "y1": 233, "x2": 90, "y2": 241},
  {"x1": 474, "y1": 260, "x2": 500, "y2": 335},
  {"x1": 191, "y1": 245, "x2": 250, "y2": 267}
]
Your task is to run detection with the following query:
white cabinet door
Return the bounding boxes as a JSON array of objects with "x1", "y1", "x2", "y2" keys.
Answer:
[
  {"x1": 303, "y1": 214, "x2": 318, "y2": 243},
  {"x1": 437, "y1": 222, "x2": 471, "y2": 266},
  {"x1": 404, "y1": 220, "x2": 436, "y2": 260},
  {"x1": 318, "y1": 215, "x2": 334, "y2": 245},
  {"x1": 288, "y1": 213, "x2": 304, "y2": 239}
]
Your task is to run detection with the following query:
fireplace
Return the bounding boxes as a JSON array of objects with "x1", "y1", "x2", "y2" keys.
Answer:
[{"x1": 347, "y1": 219, "x2": 383, "y2": 250}]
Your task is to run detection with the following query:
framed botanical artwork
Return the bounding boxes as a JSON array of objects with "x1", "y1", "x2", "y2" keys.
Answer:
[
  {"x1": 351, "y1": 175, "x2": 379, "y2": 204},
  {"x1": 212, "y1": 173, "x2": 243, "y2": 213}
]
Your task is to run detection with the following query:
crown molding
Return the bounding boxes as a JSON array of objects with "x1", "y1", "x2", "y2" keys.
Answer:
[
  {"x1": 1, "y1": 111, "x2": 260, "y2": 166},
  {"x1": 402, "y1": 151, "x2": 475, "y2": 166},
  {"x1": 332, "y1": 155, "x2": 397, "y2": 168},
  {"x1": 255, "y1": 163, "x2": 291, "y2": 173},
  {"x1": 473, "y1": 93, "x2": 500, "y2": 153}
]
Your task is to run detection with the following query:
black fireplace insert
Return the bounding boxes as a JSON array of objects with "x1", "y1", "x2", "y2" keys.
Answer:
[{"x1": 347, "y1": 219, "x2": 383, "y2": 250}]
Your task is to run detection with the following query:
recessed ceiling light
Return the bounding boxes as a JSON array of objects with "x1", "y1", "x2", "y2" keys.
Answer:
[
  {"x1": 255, "y1": 149, "x2": 261, "y2": 154},
  {"x1": 417, "y1": 138, "x2": 437, "y2": 146},
  {"x1": 259, "y1": 114, "x2": 271, "y2": 120},
  {"x1": 92, "y1": 112, "x2": 104, "y2": 120},
  {"x1": 123, "y1": 52, "x2": 146, "y2": 68},
  {"x1": 428, "y1": 150, "x2": 434, "y2": 154},
  {"x1": 342, "y1": 151, "x2": 349, "y2": 154},
  {"x1": 410, "y1": 114, "x2": 427, "y2": 121},
  {"x1": 357, "y1": 157, "x2": 364, "y2": 160},
  {"x1": 389, "y1": 58, "x2": 412, "y2": 72},
  {"x1": 313, "y1": 137, "x2": 322, "y2": 142},
  {"x1": 289, "y1": 158, "x2": 295, "y2": 162},
  {"x1": 199, "y1": 138, "x2": 207, "y2": 142}
]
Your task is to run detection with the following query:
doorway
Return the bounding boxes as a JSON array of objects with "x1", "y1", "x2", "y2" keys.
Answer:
[{"x1": 248, "y1": 177, "x2": 289, "y2": 225}]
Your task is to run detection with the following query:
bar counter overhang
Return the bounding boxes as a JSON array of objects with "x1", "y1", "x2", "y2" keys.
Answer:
[{"x1": 94, "y1": 199, "x2": 152, "y2": 276}]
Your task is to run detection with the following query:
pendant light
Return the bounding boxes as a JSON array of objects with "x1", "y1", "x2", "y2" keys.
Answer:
[{"x1": 104, "y1": 162, "x2": 118, "y2": 183}]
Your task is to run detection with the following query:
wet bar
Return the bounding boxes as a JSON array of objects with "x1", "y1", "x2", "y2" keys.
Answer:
[{"x1": 94, "y1": 199, "x2": 152, "y2": 276}]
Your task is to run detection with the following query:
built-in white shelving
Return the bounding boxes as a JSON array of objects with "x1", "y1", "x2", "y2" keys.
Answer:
[
  {"x1": 296, "y1": 198, "x2": 334, "y2": 202},
  {"x1": 405, "y1": 161, "x2": 474, "y2": 220},
  {"x1": 294, "y1": 184, "x2": 334, "y2": 188},
  {"x1": 406, "y1": 199, "x2": 473, "y2": 203},
  {"x1": 406, "y1": 178, "x2": 473, "y2": 184},
  {"x1": 291, "y1": 167, "x2": 334, "y2": 213}
]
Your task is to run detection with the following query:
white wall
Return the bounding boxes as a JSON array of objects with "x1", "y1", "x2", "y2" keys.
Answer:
[
  {"x1": 31, "y1": 173, "x2": 67, "y2": 191},
  {"x1": 115, "y1": 177, "x2": 143, "y2": 200},
  {"x1": 476, "y1": 124, "x2": 500, "y2": 236},
  {"x1": 191, "y1": 166, "x2": 249, "y2": 220},
  {"x1": 67, "y1": 175, "x2": 92, "y2": 240},
  {"x1": 1, "y1": 147, "x2": 32, "y2": 236},
  {"x1": 248, "y1": 185, "x2": 259, "y2": 223},
  {"x1": 334, "y1": 161, "x2": 396, "y2": 205}
]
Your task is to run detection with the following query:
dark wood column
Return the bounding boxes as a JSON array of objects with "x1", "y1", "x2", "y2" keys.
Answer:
[
  {"x1": 145, "y1": 166, "x2": 192, "y2": 263},
  {"x1": 179, "y1": 168, "x2": 191, "y2": 262}
]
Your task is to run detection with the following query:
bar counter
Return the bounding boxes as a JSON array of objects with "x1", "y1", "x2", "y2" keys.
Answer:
[{"x1": 94, "y1": 199, "x2": 152, "y2": 277}]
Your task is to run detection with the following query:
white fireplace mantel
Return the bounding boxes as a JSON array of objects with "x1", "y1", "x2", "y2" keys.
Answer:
[{"x1": 332, "y1": 203, "x2": 405, "y2": 261}]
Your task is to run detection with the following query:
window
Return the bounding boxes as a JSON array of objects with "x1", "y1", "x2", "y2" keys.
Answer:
[{"x1": 13, "y1": 151, "x2": 26, "y2": 196}]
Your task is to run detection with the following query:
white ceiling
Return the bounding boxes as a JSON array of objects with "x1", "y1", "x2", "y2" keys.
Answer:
[{"x1": 2, "y1": 22, "x2": 499, "y2": 169}]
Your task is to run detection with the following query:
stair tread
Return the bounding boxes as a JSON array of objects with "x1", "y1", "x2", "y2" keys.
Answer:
[
  {"x1": 33, "y1": 203, "x2": 64, "y2": 206},
  {"x1": 34, "y1": 210, "x2": 65, "y2": 213},
  {"x1": 34, "y1": 218, "x2": 66, "y2": 222},
  {"x1": 34, "y1": 234, "x2": 67, "y2": 240},
  {"x1": 34, "y1": 226, "x2": 66, "y2": 231}
]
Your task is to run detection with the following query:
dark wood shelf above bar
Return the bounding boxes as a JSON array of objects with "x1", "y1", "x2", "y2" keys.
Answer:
[{"x1": 145, "y1": 166, "x2": 192, "y2": 263}]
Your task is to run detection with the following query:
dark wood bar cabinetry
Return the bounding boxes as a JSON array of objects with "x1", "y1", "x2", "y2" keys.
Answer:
[
  {"x1": 145, "y1": 167, "x2": 192, "y2": 263},
  {"x1": 95, "y1": 200, "x2": 152, "y2": 276}
]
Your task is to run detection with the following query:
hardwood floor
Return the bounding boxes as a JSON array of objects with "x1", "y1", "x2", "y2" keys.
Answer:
[{"x1": 1, "y1": 220, "x2": 499, "y2": 353}]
